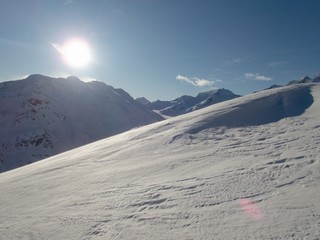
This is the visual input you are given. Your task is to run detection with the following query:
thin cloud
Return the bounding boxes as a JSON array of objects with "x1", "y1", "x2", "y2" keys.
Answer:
[
  {"x1": 245, "y1": 73, "x2": 272, "y2": 81},
  {"x1": 227, "y1": 56, "x2": 249, "y2": 64},
  {"x1": 232, "y1": 58, "x2": 243, "y2": 63},
  {"x1": 176, "y1": 75, "x2": 214, "y2": 87},
  {"x1": 228, "y1": 58, "x2": 244, "y2": 64},
  {"x1": 63, "y1": 0, "x2": 76, "y2": 6},
  {"x1": 267, "y1": 61, "x2": 287, "y2": 68}
]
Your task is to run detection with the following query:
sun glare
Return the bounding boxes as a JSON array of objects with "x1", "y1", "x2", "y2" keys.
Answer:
[{"x1": 54, "y1": 38, "x2": 92, "y2": 68}]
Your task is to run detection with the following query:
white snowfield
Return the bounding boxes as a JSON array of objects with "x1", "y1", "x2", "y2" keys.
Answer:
[{"x1": 0, "y1": 84, "x2": 319, "y2": 239}]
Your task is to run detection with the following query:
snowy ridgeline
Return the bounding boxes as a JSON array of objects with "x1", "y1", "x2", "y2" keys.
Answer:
[
  {"x1": 0, "y1": 74, "x2": 162, "y2": 172},
  {"x1": 0, "y1": 83, "x2": 319, "y2": 239},
  {"x1": 136, "y1": 88, "x2": 240, "y2": 117}
]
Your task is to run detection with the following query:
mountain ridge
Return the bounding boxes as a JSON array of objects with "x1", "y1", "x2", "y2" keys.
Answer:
[
  {"x1": 0, "y1": 74, "x2": 162, "y2": 172},
  {"x1": 136, "y1": 88, "x2": 240, "y2": 117}
]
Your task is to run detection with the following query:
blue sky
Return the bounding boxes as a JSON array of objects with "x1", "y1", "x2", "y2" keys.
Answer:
[{"x1": 0, "y1": 0, "x2": 320, "y2": 100}]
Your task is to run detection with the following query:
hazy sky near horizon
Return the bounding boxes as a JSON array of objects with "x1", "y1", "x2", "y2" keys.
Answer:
[{"x1": 0, "y1": 0, "x2": 320, "y2": 100}]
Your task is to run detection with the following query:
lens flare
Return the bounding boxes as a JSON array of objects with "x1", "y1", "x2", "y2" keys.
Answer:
[
  {"x1": 239, "y1": 198, "x2": 263, "y2": 220},
  {"x1": 53, "y1": 38, "x2": 92, "y2": 68}
]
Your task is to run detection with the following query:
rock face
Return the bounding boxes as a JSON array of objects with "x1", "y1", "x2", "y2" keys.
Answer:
[
  {"x1": 0, "y1": 74, "x2": 162, "y2": 172},
  {"x1": 140, "y1": 89, "x2": 240, "y2": 117}
]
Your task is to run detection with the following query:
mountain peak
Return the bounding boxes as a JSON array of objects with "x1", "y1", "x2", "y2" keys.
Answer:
[
  {"x1": 299, "y1": 76, "x2": 312, "y2": 83},
  {"x1": 0, "y1": 74, "x2": 162, "y2": 172},
  {"x1": 312, "y1": 74, "x2": 320, "y2": 82},
  {"x1": 26, "y1": 74, "x2": 53, "y2": 81},
  {"x1": 145, "y1": 88, "x2": 240, "y2": 117},
  {"x1": 135, "y1": 97, "x2": 151, "y2": 105},
  {"x1": 66, "y1": 75, "x2": 81, "y2": 82}
]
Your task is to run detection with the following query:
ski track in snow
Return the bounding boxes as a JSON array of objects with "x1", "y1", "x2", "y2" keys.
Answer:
[{"x1": 0, "y1": 84, "x2": 319, "y2": 239}]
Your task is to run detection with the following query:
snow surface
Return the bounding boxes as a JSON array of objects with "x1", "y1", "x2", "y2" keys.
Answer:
[{"x1": 0, "y1": 84, "x2": 319, "y2": 239}]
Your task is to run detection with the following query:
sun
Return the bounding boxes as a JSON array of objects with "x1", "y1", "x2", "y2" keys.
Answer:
[{"x1": 53, "y1": 38, "x2": 92, "y2": 68}]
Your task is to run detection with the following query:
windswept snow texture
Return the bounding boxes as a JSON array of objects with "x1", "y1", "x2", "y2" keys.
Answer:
[
  {"x1": 0, "y1": 74, "x2": 162, "y2": 172},
  {"x1": 0, "y1": 84, "x2": 319, "y2": 239}
]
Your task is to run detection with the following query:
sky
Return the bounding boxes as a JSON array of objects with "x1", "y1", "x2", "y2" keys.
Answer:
[{"x1": 0, "y1": 0, "x2": 320, "y2": 101}]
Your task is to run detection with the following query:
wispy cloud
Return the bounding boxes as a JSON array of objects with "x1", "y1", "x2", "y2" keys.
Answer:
[
  {"x1": 227, "y1": 56, "x2": 249, "y2": 64},
  {"x1": 176, "y1": 75, "x2": 215, "y2": 87},
  {"x1": 267, "y1": 61, "x2": 287, "y2": 68},
  {"x1": 245, "y1": 73, "x2": 272, "y2": 81},
  {"x1": 228, "y1": 58, "x2": 245, "y2": 64},
  {"x1": 63, "y1": 0, "x2": 76, "y2": 6}
]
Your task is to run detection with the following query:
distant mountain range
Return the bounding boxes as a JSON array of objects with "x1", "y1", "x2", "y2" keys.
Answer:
[
  {"x1": 0, "y1": 74, "x2": 162, "y2": 172},
  {"x1": 136, "y1": 89, "x2": 240, "y2": 117},
  {"x1": 287, "y1": 75, "x2": 320, "y2": 85},
  {"x1": 258, "y1": 75, "x2": 320, "y2": 92}
]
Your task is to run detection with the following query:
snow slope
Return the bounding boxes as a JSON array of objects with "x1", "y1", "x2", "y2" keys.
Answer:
[
  {"x1": 0, "y1": 83, "x2": 319, "y2": 239},
  {"x1": 0, "y1": 74, "x2": 162, "y2": 172}
]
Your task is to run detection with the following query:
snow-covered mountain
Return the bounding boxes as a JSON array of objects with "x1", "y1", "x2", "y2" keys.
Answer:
[
  {"x1": 0, "y1": 74, "x2": 162, "y2": 172},
  {"x1": 287, "y1": 75, "x2": 320, "y2": 85},
  {"x1": 139, "y1": 88, "x2": 240, "y2": 117},
  {"x1": 262, "y1": 75, "x2": 320, "y2": 91},
  {"x1": 0, "y1": 83, "x2": 319, "y2": 239},
  {"x1": 312, "y1": 74, "x2": 320, "y2": 82},
  {"x1": 135, "y1": 97, "x2": 151, "y2": 105}
]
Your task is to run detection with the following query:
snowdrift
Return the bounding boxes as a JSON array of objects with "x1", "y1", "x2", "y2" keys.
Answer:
[
  {"x1": 0, "y1": 83, "x2": 319, "y2": 239},
  {"x1": 186, "y1": 84, "x2": 313, "y2": 133}
]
